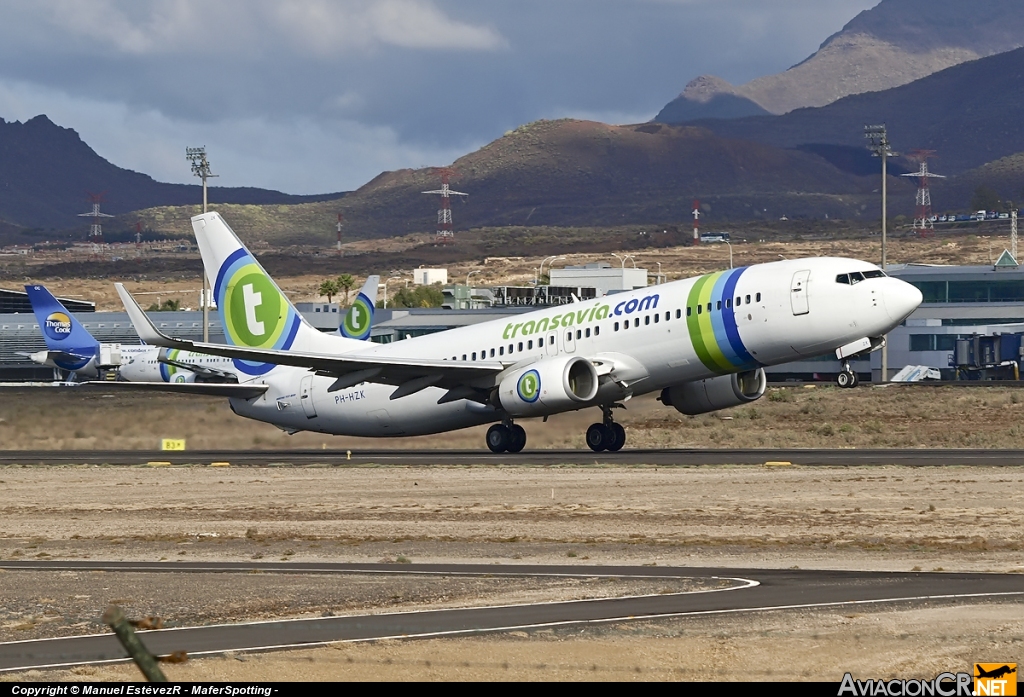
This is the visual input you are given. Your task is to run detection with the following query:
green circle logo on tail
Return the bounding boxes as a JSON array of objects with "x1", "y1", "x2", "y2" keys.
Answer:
[
  {"x1": 224, "y1": 268, "x2": 284, "y2": 348},
  {"x1": 342, "y1": 295, "x2": 373, "y2": 340},
  {"x1": 517, "y1": 370, "x2": 541, "y2": 403}
]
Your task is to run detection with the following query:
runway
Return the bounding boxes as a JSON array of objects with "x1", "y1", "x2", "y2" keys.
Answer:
[
  {"x1": 1, "y1": 562, "x2": 1021, "y2": 672},
  {"x1": 2, "y1": 448, "x2": 1024, "y2": 466}
]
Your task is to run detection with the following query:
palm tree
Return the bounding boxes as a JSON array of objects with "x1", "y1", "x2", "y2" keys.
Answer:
[
  {"x1": 318, "y1": 279, "x2": 339, "y2": 303},
  {"x1": 336, "y1": 274, "x2": 355, "y2": 304}
]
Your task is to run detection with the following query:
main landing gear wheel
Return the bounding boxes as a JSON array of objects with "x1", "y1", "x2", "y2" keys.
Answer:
[
  {"x1": 486, "y1": 423, "x2": 527, "y2": 453},
  {"x1": 586, "y1": 405, "x2": 628, "y2": 452}
]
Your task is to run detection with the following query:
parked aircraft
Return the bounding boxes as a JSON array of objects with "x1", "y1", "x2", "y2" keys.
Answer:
[
  {"x1": 114, "y1": 212, "x2": 922, "y2": 452},
  {"x1": 26, "y1": 276, "x2": 376, "y2": 383}
]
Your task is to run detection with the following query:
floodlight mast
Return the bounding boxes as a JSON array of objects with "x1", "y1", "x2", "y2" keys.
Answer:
[
  {"x1": 186, "y1": 147, "x2": 218, "y2": 341},
  {"x1": 864, "y1": 124, "x2": 899, "y2": 383}
]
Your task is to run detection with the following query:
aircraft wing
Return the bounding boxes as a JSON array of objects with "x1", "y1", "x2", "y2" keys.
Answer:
[
  {"x1": 19, "y1": 350, "x2": 95, "y2": 365},
  {"x1": 80, "y1": 381, "x2": 269, "y2": 399},
  {"x1": 116, "y1": 283, "x2": 504, "y2": 398}
]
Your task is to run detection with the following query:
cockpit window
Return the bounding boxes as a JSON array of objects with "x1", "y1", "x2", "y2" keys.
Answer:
[{"x1": 840, "y1": 270, "x2": 885, "y2": 285}]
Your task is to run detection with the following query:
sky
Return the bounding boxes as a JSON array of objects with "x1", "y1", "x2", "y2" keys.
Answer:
[{"x1": 0, "y1": 0, "x2": 878, "y2": 194}]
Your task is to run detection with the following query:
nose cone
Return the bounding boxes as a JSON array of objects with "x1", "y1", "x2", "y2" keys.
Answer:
[{"x1": 883, "y1": 278, "x2": 923, "y2": 323}]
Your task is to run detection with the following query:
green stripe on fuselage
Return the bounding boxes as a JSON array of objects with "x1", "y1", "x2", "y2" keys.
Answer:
[{"x1": 686, "y1": 272, "x2": 734, "y2": 373}]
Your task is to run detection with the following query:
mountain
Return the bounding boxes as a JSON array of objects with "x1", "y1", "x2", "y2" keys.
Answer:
[
  {"x1": 0, "y1": 115, "x2": 344, "y2": 230},
  {"x1": 655, "y1": 0, "x2": 1024, "y2": 122},
  {"x1": 685, "y1": 46, "x2": 1024, "y2": 179},
  {"x1": 133, "y1": 118, "x2": 888, "y2": 243}
]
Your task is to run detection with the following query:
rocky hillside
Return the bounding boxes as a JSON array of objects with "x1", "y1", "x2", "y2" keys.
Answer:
[
  {"x1": 131, "y1": 119, "x2": 887, "y2": 243},
  {"x1": 691, "y1": 47, "x2": 1024, "y2": 178},
  {"x1": 656, "y1": 0, "x2": 1024, "y2": 122},
  {"x1": 0, "y1": 115, "x2": 344, "y2": 230}
]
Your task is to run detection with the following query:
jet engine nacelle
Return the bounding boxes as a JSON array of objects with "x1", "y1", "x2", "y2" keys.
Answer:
[
  {"x1": 660, "y1": 368, "x2": 767, "y2": 416},
  {"x1": 497, "y1": 356, "x2": 600, "y2": 417}
]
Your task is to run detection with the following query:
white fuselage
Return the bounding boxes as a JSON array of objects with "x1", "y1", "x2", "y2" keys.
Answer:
[
  {"x1": 228, "y1": 258, "x2": 921, "y2": 437},
  {"x1": 118, "y1": 346, "x2": 239, "y2": 383}
]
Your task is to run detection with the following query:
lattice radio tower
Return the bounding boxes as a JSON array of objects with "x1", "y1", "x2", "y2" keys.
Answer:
[
  {"x1": 901, "y1": 150, "x2": 945, "y2": 236},
  {"x1": 78, "y1": 192, "x2": 113, "y2": 244},
  {"x1": 422, "y1": 168, "x2": 468, "y2": 243}
]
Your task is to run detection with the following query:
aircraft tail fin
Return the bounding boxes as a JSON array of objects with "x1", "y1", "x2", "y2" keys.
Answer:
[
  {"x1": 190, "y1": 212, "x2": 366, "y2": 377},
  {"x1": 339, "y1": 275, "x2": 379, "y2": 339},
  {"x1": 24, "y1": 285, "x2": 99, "y2": 353}
]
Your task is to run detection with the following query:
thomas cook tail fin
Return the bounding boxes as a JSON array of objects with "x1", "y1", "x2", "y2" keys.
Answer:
[
  {"x1": 339, "y1": 275, "x2": 379, "y2": 339},
  {"x1": 24, "y1": 285, "x2": 99, "y2": 353},
  {"x1": 190, "y1": 212, "x2": 367, "y2": 377}
]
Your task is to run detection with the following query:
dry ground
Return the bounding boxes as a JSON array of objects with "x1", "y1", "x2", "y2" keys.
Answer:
[
  {"x1": 5, "y1": 231, "x2": 1015, "y2": 311},
  {"x1": 2, "y1": 384, "x2": 1024, "y2": 451},
  {"x1": 0, "y1": 463, "x2": 1022, "y2": 681}
]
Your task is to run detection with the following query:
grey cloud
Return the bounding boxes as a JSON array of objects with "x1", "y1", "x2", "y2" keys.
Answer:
[{"x1": 0, "y1": 0, "x2": 877, "y2": 193}]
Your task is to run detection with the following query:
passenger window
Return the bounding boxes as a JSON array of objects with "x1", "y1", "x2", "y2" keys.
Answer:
[
  {"x1": 836, "y1": 274, "x2": 850, "y2": 285},
  {"x1": 726, "y1": 299, "x2": 731, "y2": 309},
  {"x1": 716, "y1": 301, "x2": 721, "y2": 310},
  {"x1": 623, "y1": 321, "x2": 629, "y2": 330},
  {"x1": 537, "y1": 339, "x2": 543, "y2": 348},
  {"x1": 595, "y1": 326, "x2": 600, "y2": 336},
  {"x1": 736, "y1": 296, "x2": 741, "y2": 306},
  {"x1": 518, "y1": 342, "x2": 523, "y2": 352},
  {"x1": 687, "y1": 307, "x2": 692, "y2": 317},
  {"x1": 707, "y1": 302, "x2": 712, "y2": 312},
  {"x1": 509, "y1": 344, "x2": 514, "y2": 353},
  {"x1": 585, "y1": 328, "x2": 591, "y2": 338},
  {"x1": 566, "y1": 332, "x2": 572, "y2": 342},
  {"x1": 666, "y1": 311, "x2": 670, "y2": 321},
  {"x1": 499, "y1": 347, "x2": 504, "y2": 356},
  {"x1": 654, "y1": 314, "x2": 659, "y2": 324},
  {"x1": 490, "y1": 348, "x2": 495, "y2": 357},
  {"x1": 756, "y1": 293, "x2": 762, "y2": 302},
  {"x1": 745, "y1": 295, "x2": 751, "y2": 304},
  {"x1": 575, "y1": 330, "x2": 581, "y2": 340},
  {"x1": 615, "y1": 321, "x2": 620, "y2": 331},
  {"x1": 472, "y1": 352, "x2": 477, "y2": 360},
  {"x1": 634, "y1": 318, "x2": 640, "y2": 327},
  {"x1": 462, "y1": 354, "x2": 467, "y2": 360},
  {"x1": 697, "y1": 305, "x2": 702, "y2": 315},
  {"x1": 549, "y1": 335, "x2": 555, "y2": 345},
  {"x1": 676, "y1": 309, "x2": 681, "y2": 319},
  {"x1": 528, "y1": 340, "x2": 533, "y2": 350}
]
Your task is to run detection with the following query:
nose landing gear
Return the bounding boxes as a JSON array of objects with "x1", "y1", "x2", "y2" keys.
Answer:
[
  {"x1": 836, "y1": 361, "x2": 859, "y2": 389},
  {"x1": 486, "y1": 421, "x2": 527, "y2": 453},
  {"x1": 586, "y1": 405, "x2": 627, "y2": 452}
]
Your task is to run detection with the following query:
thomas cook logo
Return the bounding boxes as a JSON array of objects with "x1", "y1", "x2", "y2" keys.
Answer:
[
  {"x1": 517, "y1": 370, "x2": 540, "y2": 403},
  {"x1": 975, "y1": 664, "x2": 1016, "y2": 696},
  {"x1": 341, "y1": 294, "x2": 373, "y2": 340},
  {"x1": 43, "y1": 312, "x2": 72, "y2": 341}
]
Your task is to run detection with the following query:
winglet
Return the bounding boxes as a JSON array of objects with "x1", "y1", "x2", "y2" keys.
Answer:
[{"x1": 116, "y1": 283, "x2": 194, "y2": 350}]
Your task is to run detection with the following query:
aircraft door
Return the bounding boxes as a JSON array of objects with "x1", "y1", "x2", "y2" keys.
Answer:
[
  {"x1": 299, "y1": 374, "x2": 317, "y2": 419},
  {"x1": 546, "y1": 332, "x2": 557, "y2": 356},
  {"x1": 790, "y1": 270, "x2": 810, "y2": 316},
  {"x1": 564, "y1": 327, "x2": 576, "y2": 353}
]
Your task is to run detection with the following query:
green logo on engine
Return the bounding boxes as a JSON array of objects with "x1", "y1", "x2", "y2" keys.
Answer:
[{"x1": 517, "y1": 369, "x2": 540, "y2": 403}]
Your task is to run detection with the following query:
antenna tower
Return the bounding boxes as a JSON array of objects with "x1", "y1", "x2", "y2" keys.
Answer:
[
  {"x1": 336, "y1": 213, "x2": 344, "y2": 256},
  {"x1": 692, "y1": 199, "x2": 701, "y2": 244},
  {"x1": 901, "y1": 150, "x2": 945, "y2": 236},
  {"x1": 78, "y1": 193, "x2": 113, "y2": 244},
  {"x1": 422, "y1": 168, "x2": 468, "y2": 243}
]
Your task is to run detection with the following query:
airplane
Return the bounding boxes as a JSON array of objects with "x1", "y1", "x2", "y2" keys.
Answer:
[
  {"x1": 113, "y1": 212, "x2": 923, "y2": 453},
  {"x1": 25, "y1": 277, "x2": 377, "y2": 384}
]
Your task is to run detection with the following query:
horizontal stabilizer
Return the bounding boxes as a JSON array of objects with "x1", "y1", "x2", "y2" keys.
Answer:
[{"x1": 79, "y1": 381, "x2": 268, "y2": 399}]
